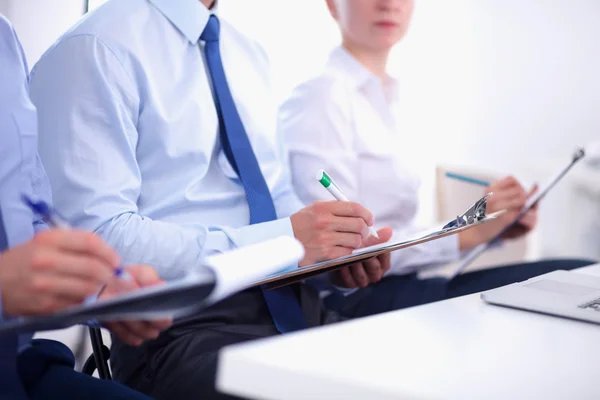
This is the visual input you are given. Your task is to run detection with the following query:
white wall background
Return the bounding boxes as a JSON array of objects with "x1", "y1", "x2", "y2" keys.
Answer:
[
  {"x1": 221, "y1": 0, "x2": 599, "y2": 163},
  {"x1": 220, "y1": 0, "x2": 600, "y2": 259},
  {"x1": 0, "y1": 0, "x2": 85, "y2": 66},
  {"x1": 467, "y1": 0, "x2": 600, "y2": 170}
]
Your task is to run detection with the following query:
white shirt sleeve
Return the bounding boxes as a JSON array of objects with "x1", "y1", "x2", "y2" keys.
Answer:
[
  {"x1": 279, "y1": 76, "x2": 461, "y2": 277},
  {"x1": 387, "y1": 225, "x2": 460, "y2": 275},
  {"x1": 279, "y1": 77, "x2": 360, "y2": 206}
]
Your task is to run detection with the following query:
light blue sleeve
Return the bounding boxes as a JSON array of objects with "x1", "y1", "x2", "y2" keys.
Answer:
[
  {"x1": 29, "y1": 35, "x2": 295, "y2": 282},
  {"x1": 271, "y1": 170, "x2": 306, "y2": 219},
  {"x1": 0, "y1": 14, "x2": 49, "y2": 321},
  {"x1": 0, "y1": 17, "x2": 18, "y2": 323}
]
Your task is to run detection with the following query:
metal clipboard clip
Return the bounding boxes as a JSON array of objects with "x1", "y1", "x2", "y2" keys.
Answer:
[{"x1": 442, "y1": 192, "x2": 493, "y2": 230}]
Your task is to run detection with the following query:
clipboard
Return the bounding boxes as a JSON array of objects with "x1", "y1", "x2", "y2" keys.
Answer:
[
  {"x1": 0, "y1": 270, "x2": 217, "y2": 335},
  {"x1": 257, "y1": 193, "x2": 505, "y2": 290},
  {"x1": 0, "y1": 236, "x2": 305, "y2": 335},
  {"x1": 448, "y1": 147, "x2": 586, "y2": 280}
]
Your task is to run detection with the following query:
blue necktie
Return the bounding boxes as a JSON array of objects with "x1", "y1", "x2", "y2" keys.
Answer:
[
  {"x1": 0, "y1": 206, "x2": 28, "y2": 399},
  {"x1": 201, "y1": 15, "x2": 307, "y2": 333}
]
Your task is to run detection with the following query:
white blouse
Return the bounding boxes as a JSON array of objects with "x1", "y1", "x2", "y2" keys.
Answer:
[{"x1": 279, "y1": 46, "x2": 460, "y2": 275}]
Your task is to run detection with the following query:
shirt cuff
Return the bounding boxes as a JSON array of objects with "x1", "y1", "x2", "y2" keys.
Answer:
[
  {"x1": 230, "y1": 217, "x2": 296, "y2": 248},
  {"x1": 440, "y1": 233, "x2": 461, "y2": 261},
  {"x1": 202, "y1": 217, "x2": 299, "y2": 273},
  {"x1": 332, "y1": 285, "x2": 359, "y2": 296}
]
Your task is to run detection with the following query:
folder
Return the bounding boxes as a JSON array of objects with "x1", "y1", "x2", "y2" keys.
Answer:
[
  {"x1": 0, "y1": 236, "x2": 305, "y2": 334},
  {"x1": 256, "y1": 193, "x2": 504, "y2": 290}
]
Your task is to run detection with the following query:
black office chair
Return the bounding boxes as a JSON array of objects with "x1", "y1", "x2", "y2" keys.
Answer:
[{"x1": 81, "y1": 326, "x2": 112, "y2": 380}]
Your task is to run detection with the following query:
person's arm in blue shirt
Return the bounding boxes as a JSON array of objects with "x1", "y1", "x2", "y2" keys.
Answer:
[
  {"x1": 29, "y1": 32, "x2": 389, "y2": 288},
  {"x1": 0, "y1": 17, "x2": 171, "y2": 346},
  {"x1": 0, "y1": 15, "x2": 47, "y2": 245},
  {"x1": 0, "y1": 14, "x2": 48, "y2": 322},
  {"x1": 29, "y1": 36, "x2": 296, "y2": 281},
  {"x1": 0, "y1": 15, "x2": 110, "y2": 324}
]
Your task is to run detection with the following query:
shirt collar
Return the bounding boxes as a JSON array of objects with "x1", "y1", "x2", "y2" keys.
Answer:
[
  {"x1": 327, "y1": 45, "x2": 400, "y2": 102},
  {"x1": 148, "y1": 0, "x2": 217, "y2": 44}
]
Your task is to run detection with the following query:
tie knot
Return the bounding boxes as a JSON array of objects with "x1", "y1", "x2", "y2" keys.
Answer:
[{"x1": 201, "y1": 15, "x2": 220, "y2": 42}]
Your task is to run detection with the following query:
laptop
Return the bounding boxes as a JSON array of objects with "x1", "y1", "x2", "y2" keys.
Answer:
[{"x1": 481, "y1": 270, "x2": 600, "y2": 324}]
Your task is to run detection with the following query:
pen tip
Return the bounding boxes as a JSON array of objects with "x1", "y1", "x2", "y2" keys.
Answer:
[{"x1": 369, "y1": 228, "x2": 379, "y2": 239}]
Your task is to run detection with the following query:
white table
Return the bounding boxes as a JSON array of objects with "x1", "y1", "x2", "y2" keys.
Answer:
[{"x1": 217, "y1": 264, "x2": 600, "y2": 400}]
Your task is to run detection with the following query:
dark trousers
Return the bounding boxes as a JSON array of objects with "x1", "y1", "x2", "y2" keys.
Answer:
[
  {"x1": 111, "y1": 286, "x2": 333, "y2": 400},
  {"x1": 16, "y1": 339, "x2": 154, "y2": 400},
  {"x1": 324, "y1": 258, "x2": 598, "y2": 318}
]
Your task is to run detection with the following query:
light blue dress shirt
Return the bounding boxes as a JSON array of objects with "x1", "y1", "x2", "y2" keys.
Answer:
[
  {"x1": 0, "y1": 14, "x2": 53, "y2": 349},
  {"x1": 30, "y1": 0, "x2": 305, "y2": 281}
]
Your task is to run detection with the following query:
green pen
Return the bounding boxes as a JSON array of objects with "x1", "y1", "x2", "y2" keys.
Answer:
[{"x1": 317, "y1": 169, "x2": 379, "y2": 239}]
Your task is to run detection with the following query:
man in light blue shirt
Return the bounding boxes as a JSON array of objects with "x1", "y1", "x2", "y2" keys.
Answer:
[
  {"x1": 0, "y1": 13, "x2": 171, "y2": 399},
  {"x1": 30, "y1": 0, "x2": 393, "y2": 398}
]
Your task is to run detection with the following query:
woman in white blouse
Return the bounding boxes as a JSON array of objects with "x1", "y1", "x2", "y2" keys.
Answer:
[{"x1": 279, "y1": 0, "x2": 595, "y2": 318}]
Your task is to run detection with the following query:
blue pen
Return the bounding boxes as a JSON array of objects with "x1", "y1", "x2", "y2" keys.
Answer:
[
  {"x1": 22, "y1": 195, "x2": 132, "y2": 286},
  {"x1": 445, "y1": 172, "x2": 490, "y2": 187}
]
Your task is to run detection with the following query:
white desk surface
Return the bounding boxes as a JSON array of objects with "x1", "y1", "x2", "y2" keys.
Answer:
[{"x1": 217, "y1": 264, "x2": 600, "y2": 400}]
